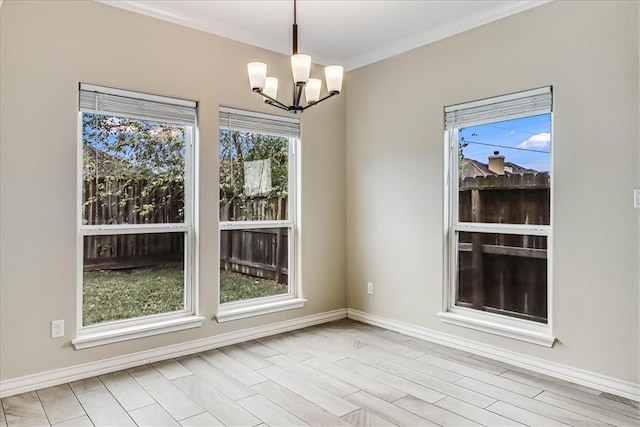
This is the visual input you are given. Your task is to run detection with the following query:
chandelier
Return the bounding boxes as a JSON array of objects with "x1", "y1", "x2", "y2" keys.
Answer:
[{"x1": 247, "y1": 0, "x2": 344, "y2": 114}]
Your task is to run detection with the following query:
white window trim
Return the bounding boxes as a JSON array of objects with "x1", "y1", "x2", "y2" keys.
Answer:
[
  {"x1": 217, "y1": 115, "x2": 304, "y2": 321},
  {"x1": 440, "y1": 88, "x2": 555, "y2": 347},
  {"x1": 74, "y1": 85, "x2": 201, "y2": 349},
  {"x1": 215, "y1": 294, "x2": 307, "y2": 323}
]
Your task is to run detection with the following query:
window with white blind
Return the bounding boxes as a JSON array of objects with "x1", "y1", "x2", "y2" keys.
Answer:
[
  {"x1": 216, "y1": 107, "x2": 305, "y2": 322},
  {"x1": 73, "y1": 84, "x2": 203, "y2": 349},
  {"x1": 439, "y1": 87, "x2": 555, "y2": 347}
]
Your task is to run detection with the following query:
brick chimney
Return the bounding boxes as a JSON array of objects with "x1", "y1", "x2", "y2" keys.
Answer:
[{"x1": 488, "y1": 151, "x2": 505, "y2": 175}]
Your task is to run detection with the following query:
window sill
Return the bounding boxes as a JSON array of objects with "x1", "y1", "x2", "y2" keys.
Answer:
[
  {"x1": 437, "y1": 310, "x2": 556, "y2": 347},
  {"x1": 216, "y1": 297, "x2": 307, "y2": 323},
  {"x1": 72, "y1": 315, "x2": 205, "y2": 350}
]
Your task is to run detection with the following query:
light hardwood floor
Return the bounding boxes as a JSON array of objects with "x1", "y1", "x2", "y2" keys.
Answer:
[{"x1": 2, "y1": 320, "x2": 639, "y2": 427}]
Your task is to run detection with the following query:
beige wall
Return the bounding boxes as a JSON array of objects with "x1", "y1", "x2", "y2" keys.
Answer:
[
  {"x1": 346, "y1": 0, "x2": 640, "y2": 384},
  {"x1": 0, "y1": 0, "x2": 346, "y2": 380}
]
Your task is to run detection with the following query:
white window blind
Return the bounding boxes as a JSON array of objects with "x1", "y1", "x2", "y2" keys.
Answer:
[
  {"x1": 79, "y1": 83, "x2": 196, "y2": 125},
  {"x1": 445, "y1": 86, "x2": 552, "y2": 129},
  {"x1": 219, "y1": 107, "x2": 300, "y2": 138}
]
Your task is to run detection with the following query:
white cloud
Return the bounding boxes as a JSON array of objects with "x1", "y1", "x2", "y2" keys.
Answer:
[{"x1": 517, "y1": 132, "x2": 550, "y2": 149}]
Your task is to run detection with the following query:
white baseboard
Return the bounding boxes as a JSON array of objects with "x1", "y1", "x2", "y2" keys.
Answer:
[
  {"x1": 347, "y1": 308, "x2": 640, "y2": 402},
  {"x1": 0, "y1": 308, "x2": 347, "y2": 398}
]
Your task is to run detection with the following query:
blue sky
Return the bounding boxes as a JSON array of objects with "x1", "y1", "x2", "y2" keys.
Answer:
[{"x1": 459, "y1": 113, "x2": 551, "y2": 172}]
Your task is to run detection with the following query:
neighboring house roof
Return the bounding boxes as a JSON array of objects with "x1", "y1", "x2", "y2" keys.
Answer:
[{"x1": 461, "y1": 158, "x2": 538, "y2": 178}]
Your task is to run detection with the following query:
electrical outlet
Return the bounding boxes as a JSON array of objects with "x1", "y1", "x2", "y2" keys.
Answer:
[
  {"x1": 51, "y1": 320, "x2": 64, "y2": 338},
  {"x1": 367, "y1": 282, "x2": 374, "y2": 295},
  {"x1": 634, "y1": 189, "x2": 640, "y2": 209}
]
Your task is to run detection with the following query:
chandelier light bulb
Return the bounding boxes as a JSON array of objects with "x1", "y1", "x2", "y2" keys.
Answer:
[
  {"x1": 291, "y1": 54, "x2": 312, "y2": 85},
  {"x1": 305, "y1": 78, "x2": 322, "y2": 104},
  {"x1": 325, "y1": 65, "x2": 344, "y2": 94},
  {"x1": 247, "y1": 62, "x2": 267, "y2": 91},
  {"x1": 263, "y1": 77, "x2": 279, "y2": 101}
]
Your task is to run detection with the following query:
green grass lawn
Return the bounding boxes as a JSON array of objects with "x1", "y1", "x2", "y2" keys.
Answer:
[
  {"x1": 219, "y1": 270, "x2": 287, "y2": 304},
  {"x1": 83, "y1": 267, "x2": 287, "y2": 325}
]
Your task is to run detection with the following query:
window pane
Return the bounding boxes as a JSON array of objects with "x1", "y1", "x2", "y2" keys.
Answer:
[
  {"x1": 83, "y1": 232, "x2": 185, "y2": 325},
  {"x1": 219, "y1": 130, "x2": 288, "y2": 221},
  {"x1": 220, "y1": 228, "x2": 289, "y2": 303},
  {"x1": 82, "y1": 113, "x2": 186, "y2": 225},
  {"x1": 456, "y1": 231, "x2": 547, "y2": 323},
  {"x1": 458, "y1": 114, "x2": 550, "y2": 225}
]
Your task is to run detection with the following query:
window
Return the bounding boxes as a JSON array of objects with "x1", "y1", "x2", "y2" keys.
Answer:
[
  {"x1": 73, "y1": 84, "x2": 203, "y2": 349},
  {"x1": 216, "y1": 107, "x2": 304, "y2": 322},
  {"x1": 440, "y1": 87, "x2": 555, "y2": 346}
]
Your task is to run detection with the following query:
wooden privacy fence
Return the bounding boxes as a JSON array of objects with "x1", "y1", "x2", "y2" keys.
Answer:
[
  {"x1": 83, "y1": 178, "x2": 185, "y2": 270},
  {"x1": 457, "y1": 173, "x2": 550, "y2": 323},
  {"x1": 83, "y1": 174, "x2": 288, "y2": 282},
  {"x1": 220, "y1": 197, "x2": 288, "y2": 284}
]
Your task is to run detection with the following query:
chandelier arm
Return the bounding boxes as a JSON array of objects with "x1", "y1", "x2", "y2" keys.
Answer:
[
  {"x1": 300, "y1": 91, "x2": 338, "y2": 111},
  {"x1": 256, "y1": 89, "x2": 290, "y2": 110}
]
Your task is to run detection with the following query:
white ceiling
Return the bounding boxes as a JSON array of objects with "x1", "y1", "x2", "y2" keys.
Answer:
[{"x1": 99, "y1": 0, "x2": 550, "y2": 71}]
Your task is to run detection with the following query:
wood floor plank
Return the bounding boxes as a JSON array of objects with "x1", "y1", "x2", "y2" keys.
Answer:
[
  {"x1": 219, "y1": 345, "x2": 272, "y2": 370},
  {"x1": 2, "y1": 392, "x2": 49, "y2": 427},
  {"x1": 342, "y1": 329, "x2": 425, "y2": 359},
  {"x1": 153, "y1": 359, "x2": 192, "y2": 380},
  {"x1": 98, "y1": 371, "x2": 155, "y2": 412},
  {"x1": 51, "y1": 415, "x2": 93, "y2": 427},
  {"x1": 37, "y1": 385, "x2": 85, "y2": 425},
  {"x1": 257, "y1": 336, "x2": 314, "y2": 362},
  {"x1": 419, "y1": 354, "x2": 543, "y2": 397},
  {"x1": 178, "y1": 412, "x2": 224, "y2": 427},
  {"x1": 456, "y1": 377, "x2": 608, "y2": 426},
  {"x1": 252, "y1": 381, "x2": 352, "y2": 427},
  {"x1": 402, "y1": 338, "x2": 477, "y2": 361},
  {"x1": 371, "y1": 352, "x2": 464, "y2": 383},
  {"x1": 303, "y1": 358, "x2": 407, "y2": 403},
  {"x1": 394, "y1": 395, "x2": 483, "y2": 426},
  {"x1": 267, "y1": 354, "x2": 359, "y2": 397},
  {"x1": 286, "y1": 331, "x2": 352, "y2": 362},
  {"x1": 75, "y1": 388, "x2": 136, "y2": 427},
  {"x1": 600, "y1": 392, "x2": 640, "y2": 410},
  {"x1": 435, "y1": 396, "x2": 526, "y2": 426},
  {"x1": 346, "y1": 321, "x2": 410, "y2": 344},
  {"x1": 172, "y1": 374, "x2": 261, "y2": 426},
  {"x1": 488, "y1": 361, "x2": 601, "y2": 395},
  {"x1": 257, "y1": 365, "x2": 358, "y2": 417},
  {"x1": 501, "y1": 370, "x2": 640, "y2": 419},
  {"x1": 128, "y1": 403, "x2": 180, "y2": 427},
  {"x1": 535, "y1": 391, "x2": 639, "y2": 425},
  {"x1": 344, "y1": 391, "x2": 435, "y2": 426},
  {"x1": 238, "y1": 340, "x2": 280, "y2": 358},
  {"x1": 129, "y1": 366, "x2": 204, "y2": 421},
  {"x1": 298, "y1": 328, "x2": 377, "y2": 364},
  {"x1": 68, "y1": 378, "x2": 103, "y2": 395},
  {"x1": 336, "y1": 358, "x2": 446, "y2": 403},
  {"x1": 376, "y1": 360, "x2": 496, "y2": 408},
  {"x1": 199, "y1": 349, "x2": 268, "y2": 386},
  {"x1": 341, "y1": 409, "x2": 398, "y2": 427},
  {"x1": 486, "y1": 401, "x2": 570, "y2": 427},
  {"x1": 237, "y1": 393, "x2": 309, "y2": 426},
  {"x1": 341, "y1": 324, "x2": 424, "y2": 354},
  {"x1": 178, "y1": 355, "x2": 256, "y2": 401}
]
